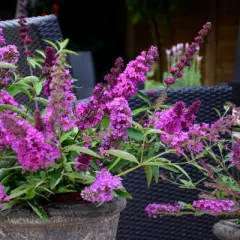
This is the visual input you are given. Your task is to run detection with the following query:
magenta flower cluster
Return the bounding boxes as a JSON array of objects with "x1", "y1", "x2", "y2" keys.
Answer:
[
  {"x1": 145, "y1": 203, "x2": 181, "y2": 217},
  {"x1": 0, "y1": 113, "x2": 60, "y2": 171},
  {"x1": 81, "y1": 169, "x2": 123, "y2": 203},
  {"x1": 76, "y1": 47, "x2": 158, "y2": 149},
  {"x1": 193, "y1": 200, "x2": 236, "y2": 214},
  {"x1": 0, "y1": 45, "x2": 19, "y2": 87},
  {"x1": 164, "y1": 22, "x2": 211, "y2": 86},
  {"x1": 0, "y1": 185, "x2": 9, "y2": 208},
  {"x1": 0, "y1": 28, "x2": 5, "y2": 45},
  {"x1": 153, "y1": 100, "x2": 232, "y2": 154},
  {"x1": 45, "y1": 58, "x2": 76, "y2": 135},
  {"x1": 0, "y1": 90, "x2": 19, "y2": 107},
  {"x1": 99, "y1": 97, "x2": 132, "y2": 153},
  {"x1": 230, "y1": 142, "x2": 240, "y2": 168},
  {"x1": 153, "y1": 100, "x2": 202, "y2": 154}
]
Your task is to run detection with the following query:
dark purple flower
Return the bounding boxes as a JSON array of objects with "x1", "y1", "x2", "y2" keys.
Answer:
[
  {"x1": 164, "y1": 22, "x2": 211, "y2": 86},
  {"x1": 74, "y1": 154, "x2": 92, "y2": 171},
  {"x1": 18, "y1": 0, "x2": 33, "y2": 56},
  {"x1": 42, "y1": 46, "x2": 57, "y2": 96}
]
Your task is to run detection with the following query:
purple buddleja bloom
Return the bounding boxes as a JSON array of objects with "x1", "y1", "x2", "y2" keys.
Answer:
[
  {"x1": 145, "y1": 203, "x2": 181, "y2": 217},
  {"x1": 153, "y1": 101, "x2": 201, "y2": 154},
  {"x1": 75, "y1": 47, "x2": 157, "y2": 131},
  {"x1": 75, "y1": 98, "x2": 104, "y2": 130},
  {"x1": 107, "y1": 97, "x2": 132, "y2": 140},
  {"x1": 42, "y1": 46, "x2": 57, "y2": 96},
  {"x1": 184, "y1": 100, "x2": 201, "y2": 127},
  {"x1": 111, "y1": 46, "x2": 158, "y2": 99},
  {"x1": 164, "y1": 22, "x2": 211, "y2": 86},
  {"x1": 18, "y1": 0, "x2": 33, "y2": 56},
  {"x1": 104, "y1": 57, "x2": 124, "y2": 87},
  {"x1": 0, "y1": 113, "x2": 60, "y2": 171},
  {"x1": 154, "y1": 101, "x2": 188, "y2": 134},
  {"x1": 193, "y1": 200, "x2": 236, "y2": 214},
  {"x1": 45, "y1": 53, "x2": 76, "y2": 133},
  {"x1": 201, "y1": 115, "x2": 232, "y2": 142},
  {"x1": 75, "y1": 58, "x2": 124, "y2": 130},
  {"x1": 74, "y1": 154, "x2": 92, "y2": 171},
  {"x1": 0, "y1": 185, "x2": 9, "y2": 208},
  {"x1": 0, "y1": 90, "x2": 18, "y2": 107},
  {"x1": 81, "y1": 169, "x2": 123, "y2": 203},
  {"x1": 0, "y1": 45, "x2": 19, "y2": 87},
  {"x1": 100, "y1": 97, "x2": 132, "y2": 153},
  {"x1": 230, "y1": 142, "x2": 240, "y2": 167},
  {"x1": 0, "y1": 28, "x2": 5, "y2": 45}
]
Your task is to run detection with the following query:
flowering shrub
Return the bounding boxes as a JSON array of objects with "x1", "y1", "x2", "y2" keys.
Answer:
[{"x1": 0, "y1": 16, "x2": 227, "y2": 222}]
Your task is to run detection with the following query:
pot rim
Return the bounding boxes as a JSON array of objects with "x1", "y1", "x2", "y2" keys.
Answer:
[{"x1": 0, "y1": 197, "x2": 126, "y2": 226}]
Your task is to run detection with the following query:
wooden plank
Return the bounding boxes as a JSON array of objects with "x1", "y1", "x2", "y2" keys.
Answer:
[{"x1": 204, "y1": 0, "x2": 217, "y2": 85}]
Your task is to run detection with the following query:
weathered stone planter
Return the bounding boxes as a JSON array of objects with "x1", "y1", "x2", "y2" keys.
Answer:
[
  {"x1": 213, "y1": 219, "x2": 240, "y2": 240},
  {"x1": 0, "y1": 197, "x2": 126, "y2": 240}
]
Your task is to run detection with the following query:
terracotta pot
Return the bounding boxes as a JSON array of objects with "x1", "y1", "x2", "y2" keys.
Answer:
[
  {"x1": 213, "y1": 219, "x2": 240, "y2": 240},
  {"x1": 0, "y1": 197, "x2": 126, "y2": 240}
]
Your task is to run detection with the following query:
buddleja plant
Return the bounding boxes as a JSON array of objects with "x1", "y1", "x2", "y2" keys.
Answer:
[{"x1": 0, "y1": 19, "x2": 212, "y2": 220}]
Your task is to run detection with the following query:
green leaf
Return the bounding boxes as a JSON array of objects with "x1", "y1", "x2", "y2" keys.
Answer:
[
  {"x1": 34, "y1": 97, "x2": 48, "y2": 106},
  {"x1": 50, "y1": 169, "x2": 64, "y2": 189},
  {"x1": 113, "y1": 188, "x2": 132, "y2": 199},
  {"x1": 173, "y1": 164, "x2": 191, "y2": 180},
  {"x1": 132, "y1": 11, "x2": 142, "y2": 24},
  {"x1": 102, "y1": 116, "x2": 110, "y2": 129},
  {"x1": 137, "y1": 91, "x2": 151, "y2": 106},
  {"x1": 127, "y1": 128, "x2": 144, "y2": 141},
  {"x1": 214, "y1": 108, "x2": 221, "y2": 118},
  {"x1": 27, "y1": 58, "x2": 42, "y2": 69},
  {"x1": 144, "y1": 165, "x2": 153, "y2": 187},
  {"x1": 105, "y1": 150, "x2": 139, "y2": 163},
  {"x1": 21, "y1": 76, "x2": 39, "y2": 84},
  {"x1": 61, "y1": 49, "x2": 78, "y2": 55},
  {"x1": 27, "y1": 201, "x2": 48, "y2": 221},
  {"x1": 39, "y1": 171, "x2": 46, "y2": 179},
  {"x1": 146, "y1": 129, "x2": 165, "y2": 135},
  {"x1": 57, "y1": 185, "x2": 66, "y2": 193},
  {"x1": 179, "y1": 179, "x2": 195, "y2": 188},
  {"x1": 35, "y1": 50, "x2": 46, "y2": 58},
  {"x1": 8, "y1": 83, "x2": 32, "y2": 98},
  {"x1": 0, "y1": 62, "x2": 17, "y2": 69},
  {"x1": 1, "y1": 172, "x2": 14, "y2": 185},
  {"x1": 60, "y1": 39, "x2": 69, "y2": 50},
  {"x1": 33, "y1": 81, "x2": 42, "y2": 95},
  {"x1": 159, "y1": 104, "x2": 172, "y2": 109},
  {"x1": 9, "y1": 185, "x2": 31, "y2": 199},
  {"x1": 43, "y1": 39, "x2": 58, "y2": 50},
  {"x1": 65, "y1": 172, "x2": 95, "y2": 184},
  {"x1": 129, "y1": 120, "x2": 143, "y2": 130},
  {"x1": 64, "y1": 145, "x2": 103, "y2": 159},
  {"x1": 60, "y1": 130, "x2": 74, "y2": 143},
  {"x1": 38, "y1": 186, "x2": 54, "y2": 195},
  {"x1": 0, "y1": 104, "x2": 31, "y2": 119},
  {"x1": 132, "y1": 106, "x2": 150, "y2": 115},
  {"x1": 152, "y1": 165, "x2": 159, "y2": 183},
  {"x1": 27, "y1": 188, "x2": 36, "y2": 199}
]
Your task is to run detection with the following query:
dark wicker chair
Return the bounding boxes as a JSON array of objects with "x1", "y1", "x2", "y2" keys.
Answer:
[
  {"x1": 117, "y1": 85, "x2": 232, "y2": 240},
  {"x1": 0, "y1": 15, "x2": 63, "y2": 77}
]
